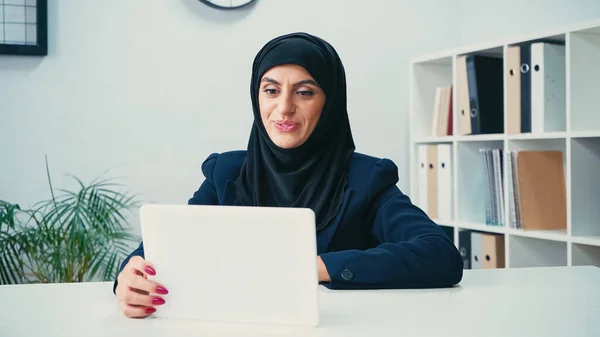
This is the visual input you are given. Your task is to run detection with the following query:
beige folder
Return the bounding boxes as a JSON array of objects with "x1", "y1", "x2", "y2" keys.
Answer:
[
  {"x1": 481, "y1": 233, "x2": 505, "y2": 269},
  {"x1": 515, "y1": 151, "x2": 567, "y2": 230},
  {"x1": 506, "y1": 45, "x2": 521, "y2": 134},
  {"x1": 437, "y1": 87, "x2": 451, "y2": 136},
  {"x1": 427, "y1": 145, "x2": 438, "y2": 219},
  {"x1": 456, "y1": 56, "x2": 472, "y2": 135}
]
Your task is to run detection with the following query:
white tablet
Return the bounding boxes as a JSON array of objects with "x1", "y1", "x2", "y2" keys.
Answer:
[{"x1": 139, "y1": 204, "x2": 320, "y2": 327}]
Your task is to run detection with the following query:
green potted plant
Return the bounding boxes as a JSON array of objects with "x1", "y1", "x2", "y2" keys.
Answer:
[{"x1": 0, "y1": 157, "x2": 140, "y2": 284}]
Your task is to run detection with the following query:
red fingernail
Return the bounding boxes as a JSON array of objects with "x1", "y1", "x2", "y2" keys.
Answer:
[
  {"x1": 144, "y1": 266, "x2": 156, "y2": 275},
  {"x1": 146, "y1": 307, "x2": 156, "y2": 314},
  {"x1": 156, "y1": 286, "x2": 168, "y2": 294},
  {"x1": 152, "y1": 297, "x2": 165, "y2": 305}
]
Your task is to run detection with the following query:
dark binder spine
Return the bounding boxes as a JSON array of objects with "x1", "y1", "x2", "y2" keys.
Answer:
[
  {"x1": 466, "y1": 55, "x2": 504, "y2": 135},
  {"x1": 520, "y1": 43, "x2": 532, "y2": 133},
  {"x1": 466, "y1": 55, "x2": 481, "y2": 134},
  {"x1": 459, "y1": 230, "x2": 472, "y2": 269},
  {"x1": 478, "y1": 57, "x2": 504, "y2": 134}
]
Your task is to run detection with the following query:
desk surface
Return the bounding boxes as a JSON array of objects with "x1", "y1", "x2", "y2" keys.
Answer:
[{"x1": 1, "y1": 266, "x2": 599, "y2": 337}]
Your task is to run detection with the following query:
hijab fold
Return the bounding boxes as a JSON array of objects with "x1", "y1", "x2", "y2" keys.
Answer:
[{"x1": 234, "y1": 32, "x2": 355, "y2": 231}]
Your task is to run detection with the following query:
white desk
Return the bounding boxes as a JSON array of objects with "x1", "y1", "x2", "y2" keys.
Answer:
[{"x1": 1, "y1": 266, "x2": 599, "y2": 337}]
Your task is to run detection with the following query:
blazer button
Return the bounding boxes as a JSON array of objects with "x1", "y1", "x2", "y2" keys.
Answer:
[{"x1": 341, "y1": 269, "x2": 354, "y2": 281}]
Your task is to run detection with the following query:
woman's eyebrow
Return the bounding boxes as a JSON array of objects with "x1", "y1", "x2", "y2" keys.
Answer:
[
  {"x1": 261, "y1": 77, "x2": 280, "y2": 85},
  {"x1": 294, "y1": 79, "x2": 320, "y2": 87},
  {"x1": 261, "y1": 77, "x2": 320, "y2": 87}
]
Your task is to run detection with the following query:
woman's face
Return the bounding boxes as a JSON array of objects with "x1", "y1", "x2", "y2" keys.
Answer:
[{"x1": 258, "y1": 64, "x2": 325, "y2": 149}]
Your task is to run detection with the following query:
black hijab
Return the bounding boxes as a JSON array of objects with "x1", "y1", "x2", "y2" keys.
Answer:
[{"x1": 234, "y1": 32, "x2": 355, "y2": 231}]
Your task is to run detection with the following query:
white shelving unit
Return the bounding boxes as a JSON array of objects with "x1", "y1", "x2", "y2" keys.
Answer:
[{"x1": 408, "y1": 18, "x2": 600, "y2": 269}]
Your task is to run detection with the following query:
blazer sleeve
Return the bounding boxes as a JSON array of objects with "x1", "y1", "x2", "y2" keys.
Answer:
[
  {"x1": 319, "y1": 158, "x2": 463, "y2": 290},
  {"x1": 188, "y1": 153, "x2": 220, "y2": 205},
  {"x1": 112, "y1": 153, "x2": 220, "y2": 294}
]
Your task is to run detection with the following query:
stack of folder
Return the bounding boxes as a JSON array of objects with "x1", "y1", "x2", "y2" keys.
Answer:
[
  {"x1": 417, "y1": 144, "x2": 452, "y2": 222},
  {"x1": 478, "y1": 148, "x2": 566, "y2": 230},
  {"x1": 506, "y1": 42, "x2": 566, "y2": 134},
  {"x1": 506, "y1": 150, "x2": 567, "y2": 230},
  {"x1": 431, "y1": 85, "x2": 453, "y2": 136},
  {"x1": 456, "y1": 41, "x2": 566, "y2": 136},
  {"x1": 480, "y1": 148, "x2": 505, "y2": 226}
]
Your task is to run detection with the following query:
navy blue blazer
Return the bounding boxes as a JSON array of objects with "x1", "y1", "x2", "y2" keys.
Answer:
[{"x1": 115, "y1": 151, "x2": 463, "y2": 292}]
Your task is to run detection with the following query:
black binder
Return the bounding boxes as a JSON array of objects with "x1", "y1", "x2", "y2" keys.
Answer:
[
  {"x1": 458, "y1": 230, "x2": 472, "y2": 269},
  {"x1": 465, "y1": 54, "x2": 504, "y2": 134}
]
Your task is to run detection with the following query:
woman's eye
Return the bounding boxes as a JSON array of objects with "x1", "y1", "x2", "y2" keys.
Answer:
[
  {"x1": 298, "y1": 90, "x2": 314, "y2": 96},
  {"x1": 264, "y1": 89, "x2": 278, "y2": 95}
]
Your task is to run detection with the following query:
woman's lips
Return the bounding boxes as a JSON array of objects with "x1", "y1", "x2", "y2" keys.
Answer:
[{"x1": 274, "y1": 121, "x2": 299, "y2": 132}]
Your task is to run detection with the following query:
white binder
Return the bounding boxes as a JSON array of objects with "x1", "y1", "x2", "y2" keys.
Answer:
[
  {"x1": 436, "y1": 144, "x2": 452, "y2": 221},
  {"x1": 531, "y1": 42, "x2": 566, "y2": 134},
  {"x1": 417, "y1": 144, "x2": 429, "y2": 213}
]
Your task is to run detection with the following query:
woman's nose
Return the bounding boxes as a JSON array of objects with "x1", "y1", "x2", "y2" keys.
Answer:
[{"x1": 277, "y1": 92, "x2": 296, "y2": 115}]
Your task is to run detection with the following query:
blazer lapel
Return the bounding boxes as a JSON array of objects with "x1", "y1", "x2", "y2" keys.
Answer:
[
  {"x1": 221, "y1": 179, "x2": 241, "y2": 205},
  {"x1": 316, "y1": 188, "x2": 353, "y2": 254}
]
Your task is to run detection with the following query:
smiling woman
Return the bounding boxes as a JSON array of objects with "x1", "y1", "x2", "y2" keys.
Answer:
[
  {"x1": 259, "y1": 64, "x2": 325, "y2": 149},
  {"x1": 113, "y1": 32, "x2": 464, "y2": 319}
]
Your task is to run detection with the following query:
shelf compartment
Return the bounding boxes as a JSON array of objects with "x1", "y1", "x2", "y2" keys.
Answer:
[
  {"x1": 568, "y1": 28, "x2": 600, "y2": 131},
  {"x1": 410, "y1": 57, "x2": 453, "y2": 140},
  {"x1": 572, "y1": 243, "x2": 600, "y2": 267},
  {"x1": 509, "y1": 236, "x2": 567, "y2": 268},
  {"x1": 456, "y1": 140, "x2": 504, "y2": 225},
  {"x1": 570, "y1": 137, "x2": 600, "y2": 237}
]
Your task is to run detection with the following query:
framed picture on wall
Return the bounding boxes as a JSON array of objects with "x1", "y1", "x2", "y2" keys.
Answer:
[{"x1": 0, "y1": 0, "x2": 47, "y2": 56}]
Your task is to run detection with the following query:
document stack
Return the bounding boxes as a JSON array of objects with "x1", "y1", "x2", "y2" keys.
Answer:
[{"x1": 479, "y1": 148, "x2": 504, "y2": 226}]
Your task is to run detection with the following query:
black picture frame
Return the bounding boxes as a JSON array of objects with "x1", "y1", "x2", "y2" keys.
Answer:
[{"x1": 0, "y1": 0, "x2": 47, "y2": 56}]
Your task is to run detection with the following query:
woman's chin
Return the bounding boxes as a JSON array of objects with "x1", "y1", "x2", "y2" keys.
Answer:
[{"x1": 270, "y1": 134, "x2": 306, "y2": 149}]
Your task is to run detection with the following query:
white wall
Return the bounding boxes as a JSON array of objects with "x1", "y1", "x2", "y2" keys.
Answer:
[
  {"x1": 457, "y1": 0, "x2": 600, "y2": 46},
  {"x1": 0, "y1": 0, "x2": 456, "y2": 220},
  {"x1": 1, "y1": 0, "x2": 599, "y2": 239}
]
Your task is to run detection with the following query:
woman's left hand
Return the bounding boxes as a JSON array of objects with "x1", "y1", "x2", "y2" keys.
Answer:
[{"x1": 317, "y1": 256, "x2": 331, "y2": 282}]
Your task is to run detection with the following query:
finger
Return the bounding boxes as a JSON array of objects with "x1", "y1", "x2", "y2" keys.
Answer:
[
  {"x1": 131, "y1": 287, "x2": 149, "y2": 296},
  {"x1": 120, "y1": 301, "x2": 156, "y2": 318},
  {"x1": 130, "y1": 274, "x2": 169, "y2": 295},
  {"x1": 127, "y1": 256, "x2": 157, "y2": 278},
  {"x1": 122, "y1": 288, "x2": 166, "y2": 307}
]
